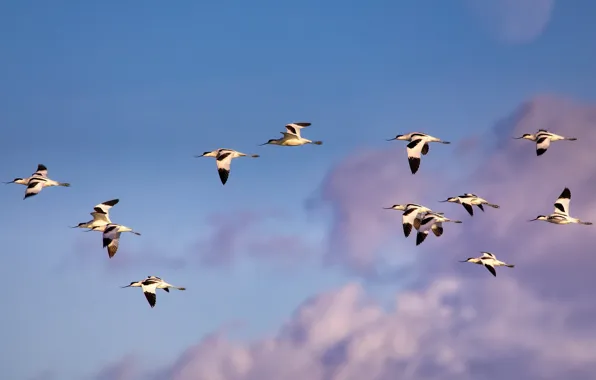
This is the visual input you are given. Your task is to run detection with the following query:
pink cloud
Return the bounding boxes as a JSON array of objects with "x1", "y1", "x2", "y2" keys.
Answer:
[{"x1": 84, "y1": 94, "x2": 596, "y2": 379}]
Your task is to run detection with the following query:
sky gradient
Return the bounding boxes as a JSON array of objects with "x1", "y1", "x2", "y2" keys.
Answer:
[{"x1": 1, "y1": 1, "x2": 596, "y2": 379}]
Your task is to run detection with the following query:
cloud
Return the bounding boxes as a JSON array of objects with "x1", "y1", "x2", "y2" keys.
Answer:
[
  {"x1": 84, "y1": 94, "x2": 596, "y2": 379},
  {"x1": 464, "y1": 0, "x2": 556, "y2": 44}
]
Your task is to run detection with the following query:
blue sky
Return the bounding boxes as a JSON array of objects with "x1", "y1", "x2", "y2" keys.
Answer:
[{"x1": 1, "y1": 1, "x2": 595, "y2": 379}]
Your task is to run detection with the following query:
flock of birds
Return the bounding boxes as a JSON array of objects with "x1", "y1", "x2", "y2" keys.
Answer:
[{"x1": 4, "y1": 125, "x2": 591, "y2": 306}]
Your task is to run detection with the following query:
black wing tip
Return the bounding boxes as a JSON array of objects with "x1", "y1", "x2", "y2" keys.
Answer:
[
  {"x1": 103, "y1": 199, "x2": 120, "y2": 206},
  {"x1": 408, "y1": 157, "x2": 420, "y2": 174},
  {"x1": 37, "y1": 164, "x2": 47, "y2": 170},
  {"x1": 560, "y1": 187, "x2": 571, "y2": 199},
  {"x1": 144, "y1": 292, "x2": 157, "y2": 308},
  {"x1": 403, "y1": 223, "x2": 412, "y2": 238},
  {"x1": 536, "y1": 148, "x2": 547, "y2": 156},
  {"x1": 218, "y1": 168, "x2": 229, "y2": 185},
  {"x1": 102, "y1": 238, "x2": 111, "y2": 248},
  {"x1": 415, "y1": 232, "x2": 426, "y2": 246},
  {"x1": 462, "y1": 203, "x2": 474, "y2": 216}
]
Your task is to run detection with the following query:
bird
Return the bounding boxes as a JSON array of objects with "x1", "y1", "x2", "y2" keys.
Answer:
[
  {"x1": 100, "y1": 223, "x2": 142, "y2": 258},
  {"x1": 415, "y1": 211, "x2": 462, "y2": 246},
  {"x1": 386, "y1": 133, "x2": 450, "y2": 174},
  {"x1": 513, "y1": 129, "x2": 577, "y2": 156},
  {"x1": 439, "y1": 193, "x2": 500, "y2": 216},
  {"x1": 4, "y1": 164, "x2": 70, "y2": 199},
  {"x1": 260, "y1": 122, "x2": 323, "y2": 146},
  {"x1": 529, "y1": 187, "x2": 592, "y2": 225},
  {"x1": 121, "y1": 276, "x2": 186, "y2": 308},
  {"x1": 70, "y1": 199, "x2": 120, "y2": 231},
  {"x1": 383, "y1": 203, "x2": 433, "y2": 237},
  {"x1": 195, "y1": 148, "x2": 259, "y2": 185},
  {"x1": 459, "y1": 252, "x2": 515, "y2": 277}
]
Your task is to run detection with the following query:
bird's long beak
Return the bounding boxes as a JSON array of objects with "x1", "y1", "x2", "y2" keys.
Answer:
[
  {"x1": 382, "y1": 207, "x2": 393, "y2": 209},
  {"x1": 258, "y1": 142, "x2": 269, "y2": 146},
  {"x1": 458, "y1": 260, "x2": 468, "y2": 263},
  {"x1": 528, "y1": 218, "x2": 538, "y2": 222},
  {"x1": 438, "y1": 199, "x2": 449, "y2": 202},
  {"x1": 2, "y1": 181, "x2": 14, "y2": 184},
  {"x1": 512, "y1": 136, "x2": 524, "y2": 139},
  {"x1": 386, "y1": 137, "x2": 397, "y2": 141},
  {"x1": 194, "y1": 154, "x2": 205, "y2": 158},
  {"x1": 121, "y1": 285, "x2": 131, "y2": 288},
  {"x1": 68, "y1": 225, "x2": 79, "y2": 228}
]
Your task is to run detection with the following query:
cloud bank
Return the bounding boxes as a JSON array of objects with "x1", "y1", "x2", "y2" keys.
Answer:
[{"x1": 81, "y1": 94, "x2": 596, "y2": 380}]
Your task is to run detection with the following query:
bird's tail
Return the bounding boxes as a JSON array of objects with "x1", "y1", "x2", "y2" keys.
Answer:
[
  {"x1": 505, "y1": 264, "x2": 515, "y2": 268},
  {"x1": 486, "y1": 203, "x2": 500, "y2": 209},
  {"x1": 312, "y1": 141, "x2": 323, "y2": 145},
  {"x1": 59, "y1": 182, "x2": 71, "y2": 187}
]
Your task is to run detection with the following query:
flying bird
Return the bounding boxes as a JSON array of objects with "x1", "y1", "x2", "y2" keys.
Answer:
[
  {"x1": 4, "y1": 164, "x2": 70, "y2": 199},
  {"x1": 415, "y1": 211, "x2": 462, "y2": 246},
  {"x1": 529, "y1": 187, "x2": 592, "y2": 225},
  {"x1": 260, "y1": 122, "x2": 323, "y2": 146},
  {"x1": 439, "y1": 193, "x2": 500, "y2": 216},
  {"x1": 459, "y1": 252, "x2": 514, "y2": 277},
  {"x1": 386, "y1": 133, "x2": 450, "y2": 174},
  {"x1": 513, "y1": 129, "x2": 577, "y2": 156},
  {"x1": 195, "y1": 148, "x2": 259, "y2": 185},
  {"x1": 70, "y1": 199, "x2": 120, "y2": 231},
  {"x1": 383, "y1": 203, "x2": 433, "y2": 237},
  {"x1": 121, "y1": 276, "x2": 186, "y2": 308},
  {"x1": 100, "y1": 223, "x2": 141, "y2": 258}
]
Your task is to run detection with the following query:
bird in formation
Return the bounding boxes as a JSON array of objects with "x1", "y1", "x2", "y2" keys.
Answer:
[
  {"x1": 195, "y1": 148, "x2": 259, "y2": 185},
  {"x1": 439, "y1": 193, "x2": 500, "y2": 216},
  {"x1": 4, "y1": 164, "x2": 70, "y2": 199},
  {"x1": 386, "y1": 132, "x2": 450, "y2": 174},
  {"x1": 122, "y1": 276, "x2": 186, "y2": 308},
  {"x1": 460, "y1": 252, "x2": 515, "y2": 277},
  {"x1": 514, "y1": 129, "x2": 577, "y2": 156}
]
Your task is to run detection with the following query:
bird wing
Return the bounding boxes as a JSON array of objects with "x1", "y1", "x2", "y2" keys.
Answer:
[
  {"x1": 484, "y1": 264, "x2": 497, "y2": 277},
  {"x1": 431, "y1": 221, "x2": 443, "y2": 237},
  {"x1": 24, "y1": 178, "x2": 45, "y2": 199},
  {"x1": 141, "y1": 283, "x2": 158, "y2": 308},
  {"x1": 281, "y1": 132, "x2": 299, "y2": 139},
  {"x1": 553, "y1": 187, "x2": 571, "y2": 215},
  {"x1": 418, "y1": 214, "x2": 437, "y2": 232},
  {"x1": 461, "y1": 201, "x2": 474, "y2": 216},
  {"x1": 401, "y1": 207, "x2": 420, "y2": 237},
  {"x1": 102, "y1": 225, "x2": 122, "y2": 258},
  {"x1": 480, "y1": 251, "x2": 495, "y2": 259},
  {"x1": 32, "y1": 164, "x2": 48, "y2": 177},
  {"x1": 215, "y1": 151, "x2": 234, "y2": 185},
  {"x1": 90, "y1": 211, "x2": 111, "y2": 224},
  {"x1": 93, "y1": 199, "x2": 119, "y2": 215},
  {"x1": 285, "y1": 122, "x2": 311, "y2": 138},
  {"x1": 535, "y1": 136, "x2": 551, "y2": 156},
  {"x1": 406, "y1": 138, "x2": 426, "y2": 174}
]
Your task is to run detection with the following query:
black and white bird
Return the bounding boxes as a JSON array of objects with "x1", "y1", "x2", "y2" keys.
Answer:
[
  {"x1": 195, "y1": 148, "x2": 259, "y2": 185},
  {"x1": 386, "y1": 132, "x2": 450, "y2": 174},
  {"x1": 415, "y1": 211, "x2": 462, "y2": 246},
  {"x1": 529, "y1": 187, "x2": 593, "y2": 225},
  {"x1": 70, "y1": 199, "x2": 120, "y2": 231},
  {"x1": 260, "y1": 122, "x2": 323, "y2": 146},
  {"x1": 99, "y1": 223, "x2": 142, "y2": 258},
  {"x1": 4, "y1": 164, "x2": 70, "y2": 199},
  {"x1": 383, "y1": 203, "x2": 433, "y2": 237},
  {"x1": 459, "y1": 252, "x2": 515, "y2": 277},
  {"x1": 439, "y1": 193, "x2": 500, "y2": 216},
  {"x1": 513, "y1": 129, "x2": 577, "y2": 156},
  {"x1": 121, "y1": 276, "x2": 186, "y2": 308}
]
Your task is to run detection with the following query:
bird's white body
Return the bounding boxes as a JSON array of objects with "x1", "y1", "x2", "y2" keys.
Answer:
[
  {"x1": 195, "y1": 148, "x2": 259, "y2": 185},
  {"x1": 530, "y1": 187, "x2": 592, "y2": 225},
  {"x1": 460, "y1": 252, "x2": 514, "y2": 277},
  {"x1": 261, "y1": 122, "x2": 323, "y2": 147},
  {"x1": 415, "y1": 211, "x2": 462, "y2": 246},
  {"x1": 387, "y1": 132, "x2": 450, "y2": 174},
  {"x1": 384, "y1": 203, "x2": 433, "y2": 237},
  {"x1": 122, "y1": 276, "x2": 186, "y2": 308},
  {"x1": 439, "y1": 193, "x2": 499, "y2": 216},
  {"x1": 514, "y1": 129, "x2": 577, "y2": 156},
  {"x1": 4, "y1": 164, "x2": 71, "y2": 199}
]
